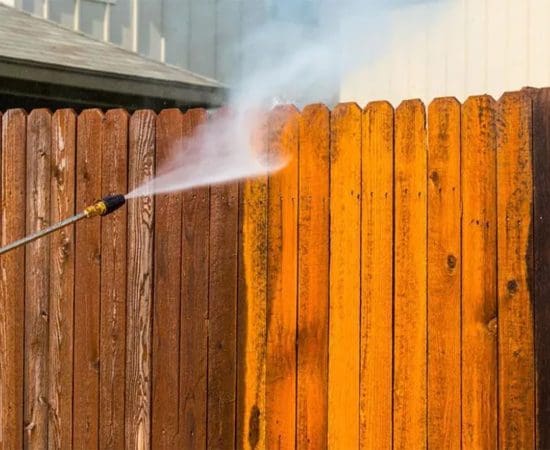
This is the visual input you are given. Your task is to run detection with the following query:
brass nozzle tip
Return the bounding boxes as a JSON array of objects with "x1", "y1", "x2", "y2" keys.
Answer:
[{"x1": 84, "y1": 201, "x2": 107, "y2": 218}]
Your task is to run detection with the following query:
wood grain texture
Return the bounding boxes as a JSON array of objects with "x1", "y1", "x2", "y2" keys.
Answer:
[
  {"x1": 237, "y1": 112, "x2": 268, "y2": 450},
  {"x1": 328, "y1": 103, "x2": 362, "y2": 449},
  {"x1": 24, "y1": 109, "x2": 51, "y2": 450},
  {"x1": 151, "y1": 108, "x2": 183, "y2": 450},
  {"x1": 360, "y1": 101, "x2": 394, "y2": 450},
  {"x1": 297, "y1": 104, "x2": 329, "y2": 450},
  {"x1": 48, "y1": 109, "x2": 76, "y2": 450},
  {"x1": 266, "y1": 105, "x2": 299, "y2": 450},
  {"x1": 393, "y1": 100, "x2": 427, "y2": 450},
  {"x1": 0, "y1": 109, "x2": 26, "y2": 450},
  {"x1": 427, "y1": 98, "x2": 461, "y2": 449},
  {"x1": 99, "y1": 109, "x2": 129, "y2": 450},
  {"x1": 461, "y1": 96, "x2": 498, "y2": 450},
  {"x1": 208, "y1": 112, "x2": 239, "y2": 450},
  {"x1": 180, "y1": 108, "x2": 209, "y2": 449},
  {"x1": 126, "y1": 110, "x2": 155, "y2": 450},
  {"x1": 533, "y1": 88, "x2": 550, "y2": 450},
  {"x1": 496, "y1": 92, "x2": 535, "y2": 449},
  {"x1": 74, "y1": 109, "x2": 103, "y2": 450}
]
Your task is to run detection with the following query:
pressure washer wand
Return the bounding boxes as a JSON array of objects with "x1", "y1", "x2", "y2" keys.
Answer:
[{"x1": 0, "y1": 194, "x2": 126, "y2": 256}]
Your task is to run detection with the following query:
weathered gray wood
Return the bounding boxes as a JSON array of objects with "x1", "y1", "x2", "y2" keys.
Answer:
[
  {"x1": 125, "y1": 110, "x2": 155, "y2": 450},
  {"x1": 24, "y1": 108, "x2": 51, "y2": 450},
  {"x1": 48, "y1": 109, "x2": 76, "y2": 450},
  {"x1": 0, "y1": 109, "x2": 26, "y2": 450}
]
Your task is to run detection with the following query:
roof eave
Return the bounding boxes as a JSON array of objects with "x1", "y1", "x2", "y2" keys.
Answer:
[{"x1": 0, "y1": 56, "x2": 228, "y2": 108}]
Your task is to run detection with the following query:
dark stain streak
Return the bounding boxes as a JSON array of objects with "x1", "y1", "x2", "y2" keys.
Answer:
[{"x1": 248, "y1": 404, "x2": 260, "y2": 448}]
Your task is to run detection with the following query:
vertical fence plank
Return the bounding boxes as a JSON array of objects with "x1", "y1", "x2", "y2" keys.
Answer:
[
  {"x1": 297, "y1": 104, "x2": 330, "y2": 450},
  {"x1": 0, "y1": 109, "x2": 26, "y2": 450},
  {"x1": 208, "y1": 113, "x2": 239, "y2": 450},
  {"x1": 49, "y1": 109, "x2": 76, "y2": 450},
  {"x1": 497, "y1": 92, "x2": 535, "y2": 449},
  {"x1": 74, "y1": 109, "x2": 103, "y2": 449},
  {"x1": 533, "y1": 87, "x2": 550, "y2": 450},
  {"x1": 99, "y1": 109, "x2": 129, "y2": 450},
  {"x1": 266, "y1": 105, "x2": 299, "y2": 449},
  {"x1": 126, "y1": 110, "x2": 155, "y2": 450},
  {"x1": 24, "y1": 109, "x2": 51, "y2": 449},
  {"x1": 427, "y1": 98, "x2": 461, "y2": 449},
  {"x1": 360, "y1": 101, "x2": 394, "y2": 450},
  {"x1": 461, "y1": 96, "x2": 498, "y2": 450},
  {"x1": 180, "y1": 109, "x2": 209, "y2": 449},
  {"x1": 328, "y1": 103, "x2": 361, "y2": 449},
  {"x1": 151, "y1": 108, "x2": 183, "y2": 450},
  {"x1": 394, "y1": 100, "x2": 427, "y2": 450},
  {"x1": 237, "y1": 112, "x2": 268, "y2": 450}
]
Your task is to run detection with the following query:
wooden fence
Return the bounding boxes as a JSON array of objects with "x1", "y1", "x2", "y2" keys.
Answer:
[{"x1": 0, "y1": 88, "x2": 549, "y2": 449}]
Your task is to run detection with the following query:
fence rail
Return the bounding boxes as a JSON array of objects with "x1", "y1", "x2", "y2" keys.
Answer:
[{"x1": 0, "y1": 88, "x2": 549, "y2": 449}]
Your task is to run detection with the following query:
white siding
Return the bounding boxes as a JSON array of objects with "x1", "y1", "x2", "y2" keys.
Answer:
[{"x1": 341, "y1": 0, "x2": 550, "y2": 105}]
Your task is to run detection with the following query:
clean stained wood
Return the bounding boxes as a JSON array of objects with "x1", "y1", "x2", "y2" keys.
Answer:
[
  {"x1": 207, "y1": 110, "x2": 239, "y2": 450},
  {"x1": 99, "y1": 109, "x2": 129, "y2": 450},
  {"x1": 237, "y1": 111, "x2": 268, "y2": 450},
  {"x1": 328, "y1": 103, "x2": 362, "y2": 449},
  {"x1": 393, "y1": 100, "x2": 427, "y2": 450},
  {"x1": 180, "y1": 108, "x2": 209, "y2": 449},
  {"x1": 74, "y1": 109, "x2": 103, "y2": 449},
  {"x1": 533, "y1": 88, "x2": 550, "y2": 450},
  {"x1": 427, "y1": 98, "x2": 461, "y2": 449},
  {"x1": 297, "y1": 104, "x2": 330, "y2": 450},
  {"x1": 48, "y1": 109, "x2": 76, "y2": 450},
  {"x1": 266, "y1": 105, "x2": 299, "y2": 450},
  {"x1": 461, "y1": 96, "x2": 498, "y2": 450},
  {"x1": 126, "y1": 110, "x2": 155, "y2": 450},
  {"x1": 0, "y1": 109, "x2": 26, "y2": 450},
  {"x1": 496, "y1": 92, "x2": 535, "y2": 449},
  {"x1": 152, "y1": 108, "x2": 183, "y2": 450},
  {"x1": 360, "y1": 101, "x2": 394, "y2": 450},
  {"x1": 24, "y1": 109, "x2": 51, "y2": 450}
]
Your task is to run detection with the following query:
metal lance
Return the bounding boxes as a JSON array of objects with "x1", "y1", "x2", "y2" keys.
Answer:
[{"x1": 0, "y1": 194, "x2": 126, "y2": 256}]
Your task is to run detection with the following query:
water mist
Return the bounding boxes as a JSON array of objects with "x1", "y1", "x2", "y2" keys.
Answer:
[{"x1": 126, "y1": 0, "x2": 447, "y2": 199}]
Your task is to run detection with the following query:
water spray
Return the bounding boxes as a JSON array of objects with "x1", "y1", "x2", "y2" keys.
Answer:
[{"x1": 0, "y1": 194, "x2": 126, "y2": 256}]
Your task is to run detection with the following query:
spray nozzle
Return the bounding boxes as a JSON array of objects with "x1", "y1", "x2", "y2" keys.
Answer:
[{"x1": 84, "y1": 194, "x2": 126, "y2": 218}]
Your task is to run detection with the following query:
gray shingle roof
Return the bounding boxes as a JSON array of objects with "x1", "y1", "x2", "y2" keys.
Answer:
[{"x1": 0, "y1": 4, "x2": 226, "y2": 107}]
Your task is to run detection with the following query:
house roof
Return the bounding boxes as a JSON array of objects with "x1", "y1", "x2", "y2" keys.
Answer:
[{"x1": 0, "y1": 4, "x2": 226, "y2": 109}]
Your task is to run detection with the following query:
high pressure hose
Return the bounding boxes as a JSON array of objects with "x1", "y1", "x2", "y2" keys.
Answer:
[{"x1": 0, "y1": 194, "x2": 126, "y2": 256}]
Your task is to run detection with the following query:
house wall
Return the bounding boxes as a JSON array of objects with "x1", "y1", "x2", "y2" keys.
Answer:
[
  {"x1": 2, "y1": 0, "x2": 274, "y2": 83},
  {"x1": 341, "y1": 0, "x2": 550, "y2": 104},
  {"x1": 3, "y1": 0, "x2": 548, "y2": 102}
]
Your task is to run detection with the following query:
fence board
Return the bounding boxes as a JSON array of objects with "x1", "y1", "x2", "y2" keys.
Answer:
[
  {"x1": 533, "y1": 87, "x2": 550, "y2": 449},
  {"x1": 48, "y1": 109, "x2": 76, "y2": 450},
  {"x1": 180, "y1": 108, "x2": 210, "y2": 448},
  {"x1": 297, "y1": 104, "x2": 330, "y2": 450},
  {"x1": 328, "y1": 103, "x2": 362, "y2": 449},
  {"x1": 0, "y1": 95, "x2": 545, "y2": 449},
  {"x1": 426, "y1": 98, "x2": 461, "y2": 449},
  {"x1": 461, "y1": 96, "x2": 498, "y2": 449},
  {"x1": 237, "y1": 112, "x2": 268, "y2": 450},
  {"x1": 208, "y1": 112, "x2": 239, "y2": 450},
  {"x1": 266, "y1": 105, "x2": 299, "y2": 450},
  {"x1": 496, "y1": 92, "x2": 535, "y2": 448},
  {"x1": 360, "y1": 101, "x2": 394, "y2": 450},
  {"x1": 126, "y1": 110, "x2": 155, "y2": 450},
  {"x1": 99, "y1": 109, "x2": 128, "y2": 450},
  {"x1": 151, "y1": 108, "x2": 183, "y2": 450},
  {"x1": 74, "y1": 109, "x2": 103, "y2": 449},
  {"x1": 394, "y1": 100, "x2": 427, "y2": 450},
  {"x1": 24, "y1": 109, "x2": 51, "y2": 450},
  {"x1": 0, "y1": 109, "x2": 26, "y2": 450}
]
